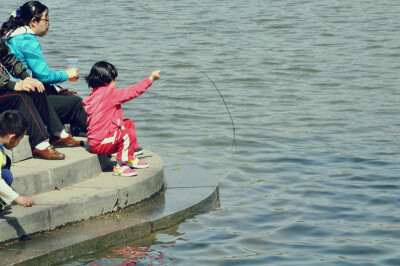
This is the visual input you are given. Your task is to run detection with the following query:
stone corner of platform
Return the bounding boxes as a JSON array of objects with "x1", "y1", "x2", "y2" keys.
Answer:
[
  {"x1": 3, "y1": 135, "x2": 32, "y2": 163},
  {"x1": 2, "y1": 124, "x2": 81, "y2": 164}
]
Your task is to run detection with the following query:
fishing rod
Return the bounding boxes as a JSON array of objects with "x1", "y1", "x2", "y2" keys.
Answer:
[{"x1": 161, "y1": 60, "x2": 237, "y2": 151}]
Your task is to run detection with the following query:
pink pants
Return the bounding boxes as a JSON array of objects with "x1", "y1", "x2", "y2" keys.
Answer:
[{"x1": 90, "y1": 119, "x2": 139, "y2": 162}]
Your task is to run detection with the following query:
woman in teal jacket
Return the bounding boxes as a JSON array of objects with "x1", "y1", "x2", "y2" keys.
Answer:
[
  {"x1": 1, "y1": 1, "x2": 87, "y2": 136},
  {"x1": 0, "y1": 38, "x2": 74, "y2": 160}
]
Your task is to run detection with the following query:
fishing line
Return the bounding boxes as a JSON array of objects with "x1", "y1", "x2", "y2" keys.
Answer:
[{"x1": 161, "y1": 60, "x2": 236, "y2": 151}]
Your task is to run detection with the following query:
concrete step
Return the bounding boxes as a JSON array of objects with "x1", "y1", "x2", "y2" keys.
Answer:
[
  {"x1": 0, "y1": 157, "x2": 218, "y2": 265},
  {"x1": 0, "y1": 149, "x2": 164, "y2": 244},
  {"x1": 9, "y1": 138, "x2": 107, "y2": 197}
]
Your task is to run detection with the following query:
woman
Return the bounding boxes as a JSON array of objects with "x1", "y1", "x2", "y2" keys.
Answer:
[
  {"x1": 0, "y1": 38, "x2": 75, "y2": 160},
  {"x1": 1, "y1": 1, "x2": 87, "y2": 137}
]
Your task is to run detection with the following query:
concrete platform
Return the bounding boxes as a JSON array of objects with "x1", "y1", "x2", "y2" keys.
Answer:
[
  {"x1": 10, "y1": 140, "x2": 107, "y2": 197},
  {"x1": 0, "y1": 143, "x2": 219, "y2": 265},
  {"x1": 0, "y1": 147, "x2": 163, "y2": 244}
]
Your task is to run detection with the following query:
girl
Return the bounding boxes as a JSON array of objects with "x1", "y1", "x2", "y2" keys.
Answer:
[{"x1": 83, "y1": 61, "x2": 160, "y2": 177}]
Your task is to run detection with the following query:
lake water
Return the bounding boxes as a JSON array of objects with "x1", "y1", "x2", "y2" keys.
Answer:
[{"x1": 2, "y1": 0, "x2": 400, "y2": 265}]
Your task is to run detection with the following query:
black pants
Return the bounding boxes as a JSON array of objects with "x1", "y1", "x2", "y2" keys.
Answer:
[
  {"x1": 44, "y1": 84, "x2": 87, "y2": 133},
  {"x1": 47, "y1": 95, "x2": 87, "y2": 132},
  {"x1": 0, "y1": 90, "x2": 64, "y2": 148}
]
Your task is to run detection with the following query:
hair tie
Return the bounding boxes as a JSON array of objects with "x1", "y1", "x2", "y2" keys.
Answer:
[{"x1": 11, "y1": 7, "x2": 22, "y2": 18}]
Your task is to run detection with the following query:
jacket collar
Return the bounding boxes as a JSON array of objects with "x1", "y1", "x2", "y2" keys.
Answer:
[
  {"x1": 90, "y1": 86, "x2": 110, "y2": 95},
  {"x1": 4, "y1": 26, "x2": 35, "y2": 39}
]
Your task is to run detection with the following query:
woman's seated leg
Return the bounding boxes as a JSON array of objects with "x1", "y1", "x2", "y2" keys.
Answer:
[
  {"x1": 0, "y1": 90, "x2": 65, "y2": 159},
  {"x1": 47, "y1": 94, "x2": 88, "y2": 134}
]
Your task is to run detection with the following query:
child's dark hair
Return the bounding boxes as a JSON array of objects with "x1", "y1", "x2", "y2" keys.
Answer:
[
  {"x1": 1, "y1": 1, "x2": 48, "y2": 39},
  {"x1": 0, "y1": 110, "x2": 28, "y2": 138},
  {"x1": 85, "y1": 61, "x2": 118, "y2": 89}
]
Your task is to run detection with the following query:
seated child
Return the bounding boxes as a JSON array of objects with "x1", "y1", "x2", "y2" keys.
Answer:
[
  {"x1": 0, "y1": 110, "x2": 35, "y2": 211},
  {"x1": 83, "y1": 61, "x2": 161, "y2": 177}
]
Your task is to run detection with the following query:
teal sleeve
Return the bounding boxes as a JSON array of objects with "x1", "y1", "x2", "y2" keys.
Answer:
[{"x1": 17, "y1": 34, "x2": 68, "y2": 84}]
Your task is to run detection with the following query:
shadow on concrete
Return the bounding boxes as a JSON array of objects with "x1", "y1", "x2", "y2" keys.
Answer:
[{"x1": 0, "y1": 212, "x2": 27, "y2": 242}]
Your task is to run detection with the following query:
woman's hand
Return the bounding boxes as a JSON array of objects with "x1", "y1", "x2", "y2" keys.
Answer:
[
  {"x1": 149, "y1": 70, "x2": 161, "y2": 82},
  {"x1": 66, "y1": 67, "x2": 79, "y2": 81},
  {"x1": 14, "y1": 77, "x2": 45, "y2": 93},
  {"x1": 58, "y1": 88, "x2": 80, "y2": 96},
  {"x1": 25, "y1": 77, "x2": 45, "y2": 92}
]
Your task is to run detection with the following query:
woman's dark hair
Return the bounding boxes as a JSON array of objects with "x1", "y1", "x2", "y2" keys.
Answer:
[
  {"x1": 1, "y1": 1, "x2": 48, "y2": 39},
  {"x1": 0, "y1": 110, "x2": 28, "y2": 138},
  {"x1": 85, "y1": 61, "x2": 118, "y2": 88}
]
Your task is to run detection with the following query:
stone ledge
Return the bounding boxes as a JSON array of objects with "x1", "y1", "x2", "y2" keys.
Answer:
[
  {"x1": 10, "y1": 138, "x2": 106, "y2": 196},
  {"x1": 0, "y1": 150, "x2": 164, "y2": 245},
  {"x1": 0, "y1": 157, "x2": 218, "y2": 266}
]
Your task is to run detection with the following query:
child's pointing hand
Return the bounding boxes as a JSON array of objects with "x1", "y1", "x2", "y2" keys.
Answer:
[{"x1": 149, "y1": 70, "x2": 161, "y2": 82}]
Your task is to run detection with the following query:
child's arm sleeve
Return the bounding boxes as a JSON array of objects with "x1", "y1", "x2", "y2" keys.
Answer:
[
  {"x1": 111, "y1": 78, "x2": 152, "y2": 105},
  {"x1": 0, "y1": 178, "x2": 19, "y2": 205}
]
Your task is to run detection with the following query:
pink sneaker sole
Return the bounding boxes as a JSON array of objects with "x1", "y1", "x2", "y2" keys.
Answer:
[
  {"x1": 127, "y1": 158, "x2": 149, "y2": 169},
  {"x1": 113, "y1": 165, "x2": 138, "y2": 177}
]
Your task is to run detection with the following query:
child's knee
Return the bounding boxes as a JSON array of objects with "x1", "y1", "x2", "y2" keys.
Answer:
[
  {"x1": 1, "y1": 169, "x2": 13, "y2": 186},
  {"x1": 123, "y1": 119, "x2": 135, "y2": 130},
  {"x1": 126, "y1": 128, "x2": 137, "y2": 138}
]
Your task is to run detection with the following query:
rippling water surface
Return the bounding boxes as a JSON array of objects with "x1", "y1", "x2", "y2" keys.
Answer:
[{"x1": 2, "y1": 0, "x2": 400, "y2": 265}]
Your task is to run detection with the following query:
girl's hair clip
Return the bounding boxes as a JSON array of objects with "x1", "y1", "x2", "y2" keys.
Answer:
[{"x1": 11, "y1": 7, "x2": 22, "y2": 18}]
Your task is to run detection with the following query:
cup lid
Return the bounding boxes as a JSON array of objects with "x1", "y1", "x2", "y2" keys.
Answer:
[{"x1": 67, "y1": 58, "x2": 78, "y2": 64}]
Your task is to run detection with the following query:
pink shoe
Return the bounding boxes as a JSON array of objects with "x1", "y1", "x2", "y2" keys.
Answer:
[
  {"x1": 113, "y1": 165, "x2": 137, "y2": 177},
  {"x1": 127, "y1": 157, "x2": 149, "y2": 169}
]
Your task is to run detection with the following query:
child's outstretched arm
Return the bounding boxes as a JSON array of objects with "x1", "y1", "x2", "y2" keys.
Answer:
[{"x1": 112, "y1": 70, "x2": 162, "y2": 105}]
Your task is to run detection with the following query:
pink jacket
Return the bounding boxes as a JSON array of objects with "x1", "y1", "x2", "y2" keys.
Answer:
[{"x1": 83, "y1": 78, "x2": 152, "y2": 146}]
